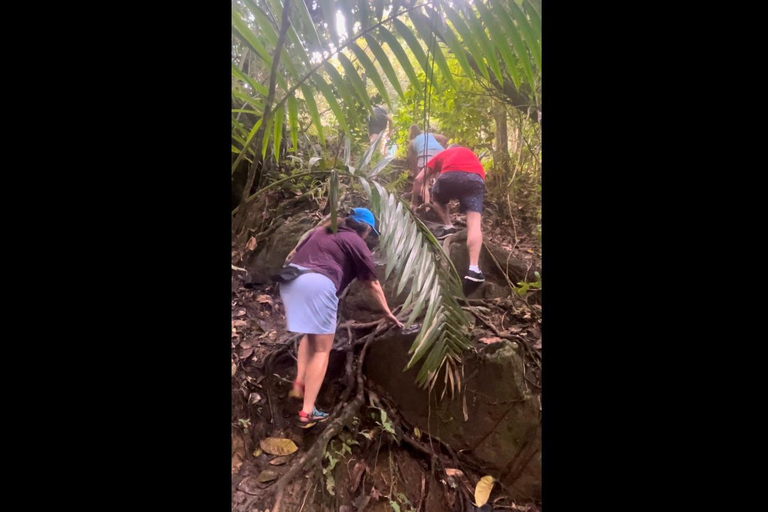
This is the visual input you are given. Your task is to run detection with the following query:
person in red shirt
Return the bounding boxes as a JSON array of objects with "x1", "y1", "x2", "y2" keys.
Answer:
[
  {"x1": 425, "y1": 145, "x2": 486, "y2": 283},
  {"x1": 280, "y1": 208, "x2": 402, "y2": 425}
]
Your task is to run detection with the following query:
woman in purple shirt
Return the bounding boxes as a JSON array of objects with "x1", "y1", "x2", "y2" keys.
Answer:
[{"x1": 281, "y1": 208, "x2": 402, "y2": 425}]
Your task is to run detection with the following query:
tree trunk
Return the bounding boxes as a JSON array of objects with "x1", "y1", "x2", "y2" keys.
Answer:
[{"x1": 493, "y1": 101, "x2": 511, "y2": 188}]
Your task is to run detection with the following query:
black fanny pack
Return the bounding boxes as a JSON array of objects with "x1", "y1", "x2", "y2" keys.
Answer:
[{"x1": 270, "y1": 266, "x2": 316, "y2": 284}]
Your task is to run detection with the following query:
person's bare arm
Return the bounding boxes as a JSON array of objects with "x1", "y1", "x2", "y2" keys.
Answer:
[
  {"x1": 425, "y1": 158, "x2": 442, "y2": 179},
  {"x1": 364, "y1": 280, "x2": 403, "y2": 327},
  {"x1": 434, "y1": 134, "x2": 449, "y2": 147}
]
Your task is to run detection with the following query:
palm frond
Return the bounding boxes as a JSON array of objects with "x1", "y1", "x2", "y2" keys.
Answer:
[
  {"x1": 367, "y1": 181, "x2": 471, "y2": 389},
  {"x1": 234, "y1": 0, "x2": 542, "y2": 389}
]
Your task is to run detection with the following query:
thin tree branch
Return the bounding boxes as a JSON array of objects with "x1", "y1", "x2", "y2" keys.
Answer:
[{"x1": 235, "y1": 0, "x2": 294, "y2": 234}]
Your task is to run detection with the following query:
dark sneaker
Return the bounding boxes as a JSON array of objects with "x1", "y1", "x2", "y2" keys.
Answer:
[
  {"x1": 437, "y1": 227, "x2": 459, "y2": 240},
  {"x1": 464, "y1": 270, "x2": 486, "y2": 283}
]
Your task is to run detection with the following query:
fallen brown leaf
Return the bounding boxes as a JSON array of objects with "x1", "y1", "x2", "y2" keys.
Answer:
[
  {"x1": 260, "y1": 437, "x2": 298, "y2": 456},
  {"x1": 239, "y1": 347, "x2": 254, "y2": 359},
  {"x1": 232, "y1": 434, "x2": 246, "y2": 474},
  {"x1": 257, "y1": 469, "x2": 279, "y2": 483},
  {"x1": 232, "y1": 320, "x2": 248, "y2": 328},
  {"x1": 269, "y1": 455, "x2": 291, "y2": 466},
  {"x1": 236, "y1": 310, "x2": 246, "y2": 317},
  {"x1": 350, "y1": 459, "x2": 366, "y2": 492},
  {"x1": 245, "y1": 237, "x2": 257, "y2": 252},
  {"x1": 257, "y1": 295, "x2": 274, "y2": 305},
  {"x1": 479, "y1": 336, "x2": 502, "y2": 344}
]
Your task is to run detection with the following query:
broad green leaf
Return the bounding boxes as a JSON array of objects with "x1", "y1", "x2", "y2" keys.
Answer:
[
  {"x1": 408, "y1": 296, "x2": 442, "y2": 364},
  {"x1": 418, "y1": 335, "x2": 449, "y2": 386},
  {"x1": 343, "y1": 136, "x2": 351, "y2": 166},
  {"x1": 409, "y1": 9, "x2": 457, "y2": 90},
  {"x1": 360, "y1": 131, "x2": 384, "y2": 172},
  {"x1": 475, "y1": 0, "x2": 521, "y2": 89},
  {"x1": 523, "y1": 0, "x2": 542, "y2": 43},
  {"x1": 374, "y1": 0, "x2": 384, "y2": 22},
  {"x1": 273, "y1": 104, "x2": 284, "y2": 161},
  {"x1": 397, "y1": 233, "x2": 422, "y2": 295},
  {"x1": 392, "y1": 19, "x2": 433, "y2": 85},
  {"x1": 287, "y1": 93, "x2": 298, "y2": 153},
  {"x1": 428, "y1": 6, "x2": 474, "y2": 81},
  {"x1": 313, "y1": 75, "x2": 350, "y2": 136},
  {"x1": 232, "y1": 63, "x2": 269, "y2": 96},
  {"x1": 348, "y1": 43, "x2": 391, "y2": 110},
  {"x1": 363, "y1": 34, "x2": 404, "y2": 100},
  {"x1": 359, "y1": 177, "x2": 372, "y2": 198},
  {"x1": 391, "y1": 0, "x2": 403, "y2": 16},
  {"x1": 377, "y1": 26, "x2": 422, "y2": 96},
  {"x1": 244, "y1": 0, "x2": 279, "y2": 47},
  {"x1": 232, "y1": 90, "x2": 264, "y2": 111},
  {"x1": 368, "y1": 155, "x2": 394, "y2": 177},
  {"x1": 300, "y1": 83, "x2": 325, "y2": 147},
  {"x1": 441, "y1": 5, "x2": 488, "y2": 81},
  {"x1": 318, "y1": 0, "x2": 339, "y2": 43},
  {"x1": 262, "y1": 115, "x2": 273, "y2": 159},
  {"x1": 402, "y1": 247, "x2": 431, "y2": 315},
  {"x1": 337, "y1": 52, "x2": 373, "y2": 115},
  {"x1": 232, "y1": 11, "x2": 272, "y2": 65},
  {"x1": 407, "y1": 270, "x2": 435, "y2": 326},
  {"x1": 263, "y1": 0, "x2": 311, "y2": 74},
  {"x1": 493, "y1": 2, "x2": 536, "y2": 89},
  {"x1": 293, "y1": 0, "x2": 324, "y2": 51},
  {"x1": 509, "y1": 0, "x2": 541, "y2": 71},
  {"x1": 357, "y1": 0, "x2": 371, "y2": 31},
  {"x1": 323, "y1": 60, "x2": 357, "y2": 118},
  {"x1": 337, "y1": 0, "x2": 355, "y2": 38},
  {"x1": 385, "y1": 205, "x2": 406, "y2": 278},
  {"x1": 392, "y1": 220, "x2": 418, "y2": 275},
  {"x1": 460, "y1": 4, "x2": 502, "y2": 84},
  {"x1": 232, "y1": 118, "x2": 262, "y2": 174}
]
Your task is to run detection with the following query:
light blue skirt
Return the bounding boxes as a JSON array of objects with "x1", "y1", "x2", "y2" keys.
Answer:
[{"x1": 279, "y1": 265, "x2": 338, "y2": 335}]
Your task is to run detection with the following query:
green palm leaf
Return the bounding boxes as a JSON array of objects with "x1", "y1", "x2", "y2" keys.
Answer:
[{"x1": 348, "y1": 43, "x2": 391, "y2": 110}]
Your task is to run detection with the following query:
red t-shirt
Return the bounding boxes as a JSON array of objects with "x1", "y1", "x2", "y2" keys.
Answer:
[{"x1": 426, "y1": 146, "x2": 485, "y2": 180}]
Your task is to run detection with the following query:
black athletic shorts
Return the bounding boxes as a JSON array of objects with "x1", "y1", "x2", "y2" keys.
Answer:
[{"x1": 431, "y1": 171, "x2": 485, "y2": 213}]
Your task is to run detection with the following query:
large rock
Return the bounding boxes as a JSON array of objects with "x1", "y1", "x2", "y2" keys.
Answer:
[
  {"x1": 340, "y1": 260, "x2": 411, "y2": 323},
  {"x1": 244, "y1": 213, "x2": 318, "y2": 283},
  {"x1": 446, "y1": 229, "x2": 539, "y2": 287},
  {"x1": 364, "y1": 330, "x2": 541, "y2": 501}
]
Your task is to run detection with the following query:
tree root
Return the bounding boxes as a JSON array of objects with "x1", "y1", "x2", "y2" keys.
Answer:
[{"x1": 264, "y1": 331, "x2": 378, "y2": 512}]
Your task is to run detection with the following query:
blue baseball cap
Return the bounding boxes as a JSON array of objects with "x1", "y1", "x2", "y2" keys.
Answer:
[{"x1": 349, "y1": 207, "x2": 379, "y2": 236}]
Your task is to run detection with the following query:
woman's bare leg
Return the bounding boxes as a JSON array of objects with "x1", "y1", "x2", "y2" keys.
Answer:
[{"x1": 301, "y1": 333, "x2": 335, "y2": 414}]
